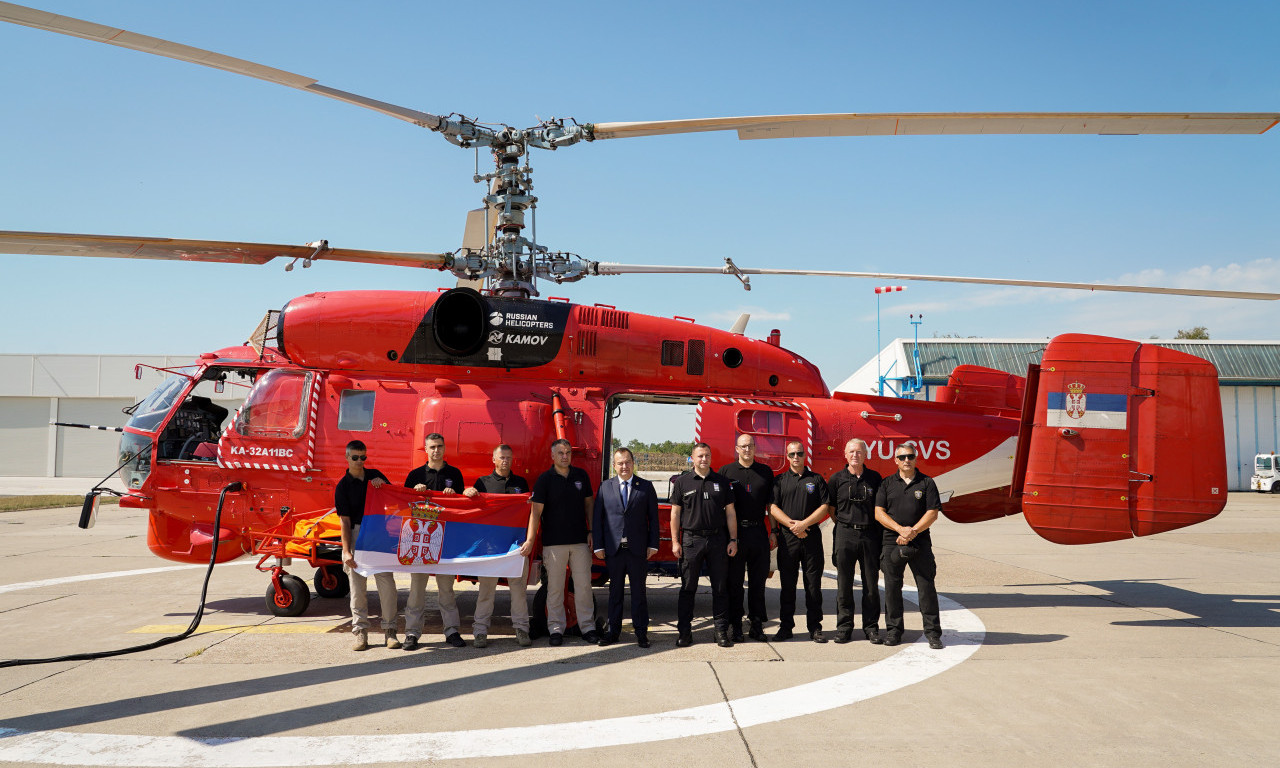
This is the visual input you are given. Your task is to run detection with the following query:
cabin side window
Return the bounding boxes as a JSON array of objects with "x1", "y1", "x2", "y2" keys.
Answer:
[
  {"x1": 337, "y1": 389, "x2": 375, "y2": 431},
  {"x1": 235, "y1": 369, "x2": 313, "y2": 439},
  {"x1": 735, "y1": 408, "x2": 799, "y2": 472}
]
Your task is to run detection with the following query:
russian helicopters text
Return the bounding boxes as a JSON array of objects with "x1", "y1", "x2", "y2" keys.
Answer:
[{"x1": 1, "y1": 3, "x2": 1277, "y2": 614}]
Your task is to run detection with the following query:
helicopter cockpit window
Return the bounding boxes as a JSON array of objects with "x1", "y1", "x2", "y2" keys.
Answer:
[
  {"x1": 337, "y1": 389, "x2": 375, "y2": 432},
  {"x1": 125, "y1": 372, "x2": 195, "y2": 433},
  {"x1": 235, "y1": 369, "x2": 314, "y2": 439},
  {"x1": 153, "y1": 367, "x2": 249, "y2": 461}
]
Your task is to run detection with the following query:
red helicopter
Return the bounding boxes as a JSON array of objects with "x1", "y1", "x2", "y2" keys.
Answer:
[{"x1": 1, "y1": 3, "x2": 1277, "y2": 616}]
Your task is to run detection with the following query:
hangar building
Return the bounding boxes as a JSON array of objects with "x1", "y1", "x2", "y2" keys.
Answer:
[
  {"x1": 0, "y1": 354, "x2": 242, "y2": 480},
  {"x1": 837, "y1": 339, "x2": 1280, "y2": 491}
]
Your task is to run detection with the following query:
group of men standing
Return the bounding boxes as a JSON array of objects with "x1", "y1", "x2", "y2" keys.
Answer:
[
  {"x1": 670, "y1": 436, "x2": 943, "y2": 650},
  {"x1": 334, "y1": 431, "x2": 945, "y2": 653}
]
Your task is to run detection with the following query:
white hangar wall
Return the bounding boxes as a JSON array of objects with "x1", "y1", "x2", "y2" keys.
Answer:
[{"x1": 0, "y1": 355, "x2": 243, "y2": 479}]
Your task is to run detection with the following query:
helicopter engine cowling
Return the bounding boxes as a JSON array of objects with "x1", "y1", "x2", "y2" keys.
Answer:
[{"x1": 277, "y1": 290, "x2": 437, "y2": 370}]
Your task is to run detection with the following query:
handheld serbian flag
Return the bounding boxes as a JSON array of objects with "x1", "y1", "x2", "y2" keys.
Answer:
[{"x1": 353, "y1": 484, "x2": 530, "y2": 578}]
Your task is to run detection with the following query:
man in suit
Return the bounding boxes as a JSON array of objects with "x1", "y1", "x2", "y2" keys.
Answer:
[{"x1": 592, "y1": 447, "x2": 660, "y2": 648}]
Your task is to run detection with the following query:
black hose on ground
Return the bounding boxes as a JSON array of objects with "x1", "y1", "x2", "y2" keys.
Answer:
[{"x1": 0, "y1": 482, "x2": 243, "y2": 668}]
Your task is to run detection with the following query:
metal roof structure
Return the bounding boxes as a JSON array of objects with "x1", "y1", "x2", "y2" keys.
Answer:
[{"x1": 898, "y1": 339, "x2": 1280, "y2": 385}]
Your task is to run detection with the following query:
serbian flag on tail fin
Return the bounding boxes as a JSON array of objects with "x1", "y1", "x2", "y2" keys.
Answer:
[{"x1": 354, "y1": 484, "x2": 529, "y2": 578}]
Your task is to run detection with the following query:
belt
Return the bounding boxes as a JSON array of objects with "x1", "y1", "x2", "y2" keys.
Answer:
[
  {"x1": 737, "y1": 519, "x2": 765, "y2": 528},
  {"x1": 683, "y1": 528, "x2": 722, "y2": 537},
  {"x1": 837, "y1": 520, "x2": 873, "y2": 529}
]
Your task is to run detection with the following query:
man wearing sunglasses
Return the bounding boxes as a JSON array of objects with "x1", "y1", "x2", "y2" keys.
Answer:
[
  {"x1": 827, "y1": 438, "x2": 884, "y2": 644},
  {"x1": 769, "y1": 441, "x2": 832, "y2": 642},
  {"x1": 335, "y1": 440, "x2": 400, "y2": 652},
  {"x1": 874, "y1": 444, "x2": 944, "y2": 650}
]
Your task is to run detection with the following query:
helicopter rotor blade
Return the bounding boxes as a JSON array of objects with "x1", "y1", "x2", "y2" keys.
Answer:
[
  {"x1": 593, "y1": 262, "x2": 1280, "y2": 301},
  {"x1": 0, "y1": 2, "x2": 446, "y2": 130},
  {"x1": 0, "y1": 231, "x2": 452, "y2": 271},
  {"x1": 588, "y1": 112, "x2": 1280, "y2": 141}
]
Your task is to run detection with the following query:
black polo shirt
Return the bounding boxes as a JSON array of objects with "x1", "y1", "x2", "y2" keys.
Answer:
[
  {"x1": 772, "y1": 467, "x2": 830, "y2": 521},
  {"x1": 875, "y1": 471, "x2": 942, "y2": 546},
  {"x1": 828, "y1": 465, "x2": 883, "y2": 528},
  {"x1": 670, "y1": 470, "x2": 734, "y2": 532},
  {"x1": 530, "y1": 466, "x2": 594, "y2": 546},
  {"x1": 719, "y1": 461, "x2": 774, "y2": 527},
  {"x1": 473, "y1": 471, "x2": 530, "y2": 495},
  {"x1": 404, "y1": 461, "x2": 465, "y2": 493},
  {"x1": 334, "y1": 468, "x2": 389, "y2": 526}
]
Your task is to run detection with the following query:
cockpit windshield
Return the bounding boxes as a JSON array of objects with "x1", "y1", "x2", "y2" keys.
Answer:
[{"x1": 125, "y1": 372, "x2": 195, "y2": 433}]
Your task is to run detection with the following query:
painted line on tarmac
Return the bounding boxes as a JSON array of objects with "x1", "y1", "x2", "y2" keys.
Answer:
[
  {"x1": 0, "y1": 567, "x2": 984, "y2": 766},
  {"x1": 0, "y1": 565, "x2": 209, "y2": 595},
  {"x1": 0, "y1": 560, "x2": 258, "y2": 596}
]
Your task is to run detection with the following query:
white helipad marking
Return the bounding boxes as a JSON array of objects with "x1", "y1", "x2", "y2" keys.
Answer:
[
  {"x1": 0, "y1": 565, "x2": 209, "y2": 595},
  {"x1": 0, "y1": 569, "x2": 984, "y2": 766}
]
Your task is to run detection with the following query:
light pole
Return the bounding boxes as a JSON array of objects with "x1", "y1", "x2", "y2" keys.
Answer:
[
  {"x1": 874, "y1": 286, "x2": 905, "y2": 396},
  {"x1": 907, "y1": 313, "x2": 924, "y2": 398}
]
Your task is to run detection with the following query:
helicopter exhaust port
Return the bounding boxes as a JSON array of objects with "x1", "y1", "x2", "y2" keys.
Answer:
[{"x1": 431, "y1": 287, "x2": 490, "y2": 357}]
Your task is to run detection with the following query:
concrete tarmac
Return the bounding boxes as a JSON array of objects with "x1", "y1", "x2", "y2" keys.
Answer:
[{"x1": 1, "y1": 493, "x2": 1277, "y2": 767}]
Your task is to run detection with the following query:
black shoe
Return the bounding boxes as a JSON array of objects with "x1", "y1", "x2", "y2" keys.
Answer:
[
  {"x1": 832, "y1": 632, "x2": 853, "y2": 644},
  {"x1": 716, "y1": 631, "x2": 734, "y2": 648},
  {"x1": 730, "y1": 626, "x2": 744, "y2": 643},
  {"x1": 549, "y1": 632, "x2": 564, "y2": 647},
  {"x1": 865, "y1": 628, "x2": 883, "y2": 645},
  {"x1": 771, "y1": 628, "x2": 794, "y2": 641},
  {"x1": 676, "y1": 634, "x2": 693, "y2": 647},
  {"x1": 445, "y1": 632, "x2": 466, "y2": 648},
  {"x1": 747, "y1": 626, "x2": 766, "y2": 641},
  {"x1": 883, "y1": 635, "x2": 901, "y2": 647},
  {"x1": 598, "y1": 634, "x2": 618, "y2": 647},
  {"x1": 810, "y1": 630, "x2": 828, "y2": 644},
  {"x1": 581, "y1": 629, "x2": 602, "y2": 645},
  {"x1": 927, "y1": 636, "x2": 944, "y2": 650},
  {"x1": 636, "y1": 635, "x2": 651, "y2": 648},
  {"x1": 402, "y1": 635, "x2": 420, "y2": 651}
]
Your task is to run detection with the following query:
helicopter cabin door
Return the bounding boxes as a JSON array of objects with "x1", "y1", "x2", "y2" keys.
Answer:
[
  {"x1": 217, "y1": 368, "x2": 320, "y2": 472},
  {"x1": 696, "y1": 397, "x2": 813, "y2": 472}
]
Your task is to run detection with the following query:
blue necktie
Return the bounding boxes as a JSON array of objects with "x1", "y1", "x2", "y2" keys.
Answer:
[{"x1": 620, "y1": 479, "x2": 629, "y2": 508}]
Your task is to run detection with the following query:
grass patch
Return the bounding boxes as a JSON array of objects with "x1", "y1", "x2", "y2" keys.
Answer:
[{"x1": 0, "y1": 495, "x2": 121, "y2": 513}]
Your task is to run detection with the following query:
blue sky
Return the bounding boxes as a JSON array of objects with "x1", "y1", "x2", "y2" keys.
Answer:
[{"x1": 2, "y1": 0, "x2": 1277, "y2": 400}]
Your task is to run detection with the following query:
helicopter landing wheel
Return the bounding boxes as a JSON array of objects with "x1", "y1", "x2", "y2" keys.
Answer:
[
  {"x1": 266, "y1": 573, "x2": 311, "y2": 617},
  {"x1": 314, "y1": 564, "x2": 349, "y2": 598}
]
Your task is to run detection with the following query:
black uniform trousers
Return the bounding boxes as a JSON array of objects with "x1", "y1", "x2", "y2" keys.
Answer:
[
  {"x1": 776, "y1": 528, "x2": 825, "y2": 632},
  {"x1": 726, "y1": 523, "x2": 770, "y2": 632},
  {"x1": 678, "y1": 529, "x2": 729, "y2": 635},
  {"x1": 881, "y1": 541, "x2": 941, "y2": 639},
  {"x1": 832, "y1": 524, "x2": 882, "y2": 633},
  {"x1": 605, "y1": 544, "x2": 650, "y2": 638}
]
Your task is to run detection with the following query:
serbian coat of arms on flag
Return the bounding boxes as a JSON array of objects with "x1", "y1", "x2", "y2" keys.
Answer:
[
  {"x1": 1046, "y1": 381, "x2": 1128, "y2": 430},
  {"x1": 353, "y1": 483, "x2": 530, "y2": 578}
]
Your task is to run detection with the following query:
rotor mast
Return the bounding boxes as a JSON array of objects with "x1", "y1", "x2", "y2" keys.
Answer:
[{"x1": 435, "y1": 118, "x2": 598, "y2": 297}]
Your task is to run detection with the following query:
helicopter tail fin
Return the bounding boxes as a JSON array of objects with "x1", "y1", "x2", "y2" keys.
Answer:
[{"x1": 1017, "y1": 334, "x2": 1226, "y2": 544}]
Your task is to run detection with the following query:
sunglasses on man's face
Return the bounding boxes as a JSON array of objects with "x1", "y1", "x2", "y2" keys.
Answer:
[
  {"x1": 349, "y1": 455, "x2": 368, "y2": 461},
  {"x1": 787, "y1": 451, "x2": 805, "y2": 458},
  {"x1": 896, "y1": 454, "x2": 916, "y2": 461}
]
